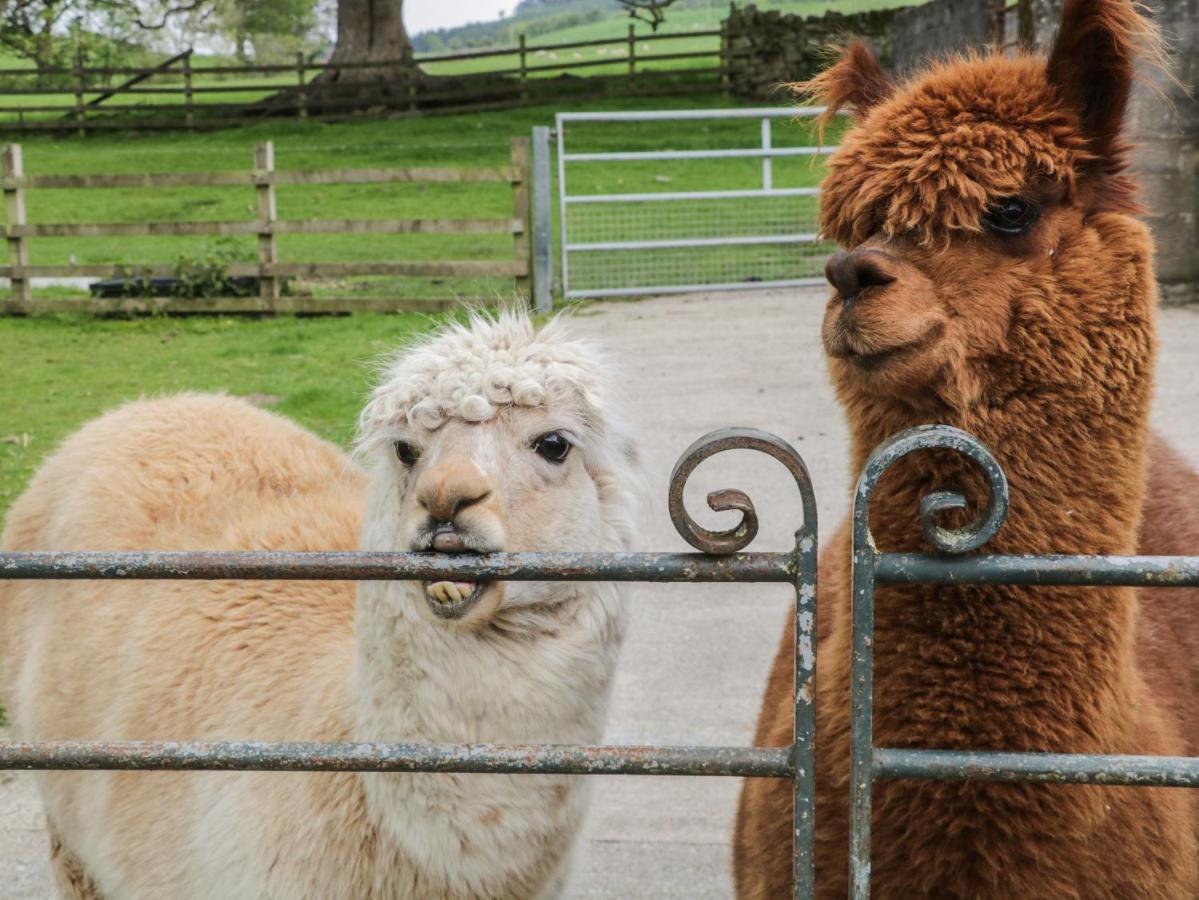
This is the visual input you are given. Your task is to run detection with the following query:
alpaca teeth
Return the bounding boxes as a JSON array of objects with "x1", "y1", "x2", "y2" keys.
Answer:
[{"x1": 426, "y1": 581, "x2": 478, "y2": 604}]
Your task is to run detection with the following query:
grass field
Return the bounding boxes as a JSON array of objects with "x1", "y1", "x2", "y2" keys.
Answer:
[{"x1": 0, "y1": 312, "x2": 455, "y2": 524}]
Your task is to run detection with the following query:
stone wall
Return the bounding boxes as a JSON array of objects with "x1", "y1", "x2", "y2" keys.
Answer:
[
  {"x1": 721, "y1": 1, "x2": 996, "y2": 101},
  {"x1": 890, "y1": 0, "x2": 995, "y2": 72},
  {"x1": 721, "y1": 5, "x2": 896, "y2": 101},
  {"x1": 1033, "y1": 0, "x2": 1199, "y2": 305}
]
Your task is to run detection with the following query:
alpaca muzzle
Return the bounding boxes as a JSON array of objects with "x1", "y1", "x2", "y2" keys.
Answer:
[{"x1": 421, "y1": 524, "x2": 493, "y2": 621}]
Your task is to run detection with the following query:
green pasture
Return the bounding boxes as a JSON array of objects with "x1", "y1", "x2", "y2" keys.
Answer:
[
  {"x1": 0, "y1": 93, "x2": 845, "y2": 516},
  {"x1": 0, "y1": 312, "x2": 456, "y2": 523},
  {"x1": 1, "y1": 93, "x2": 840, "y2": 305}
]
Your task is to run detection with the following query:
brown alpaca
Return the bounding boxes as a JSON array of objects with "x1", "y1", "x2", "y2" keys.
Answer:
[{"x1": 734, "y1": 1, "x2": 1199, "y2": 897}]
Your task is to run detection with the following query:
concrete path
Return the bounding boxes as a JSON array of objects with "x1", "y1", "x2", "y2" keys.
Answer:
[{"x1": 4, "y1": 288, "x2": 1199, "y2": 898}]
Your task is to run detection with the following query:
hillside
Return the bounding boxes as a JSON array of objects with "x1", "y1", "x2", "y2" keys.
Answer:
[{"x1": 411, "y1": 0, "x2": 920, "y2": 53}]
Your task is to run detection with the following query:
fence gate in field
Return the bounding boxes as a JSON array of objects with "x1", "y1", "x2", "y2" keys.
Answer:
[{"x1": 553, "y1": 108, "x2": 835, "y2": 301}]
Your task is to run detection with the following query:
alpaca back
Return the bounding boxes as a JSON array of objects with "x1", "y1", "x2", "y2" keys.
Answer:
[{"x1": 0, "y1": 394, "x2": 378, "y2": 897}]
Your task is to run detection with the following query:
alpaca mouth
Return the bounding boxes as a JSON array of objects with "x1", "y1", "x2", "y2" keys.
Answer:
[
  {"x1": 423, "y1": 579, "x2": 487, "y2": 620},
  {"x1": 829, "y1": 322, "x2": 945, "y2": 373}
]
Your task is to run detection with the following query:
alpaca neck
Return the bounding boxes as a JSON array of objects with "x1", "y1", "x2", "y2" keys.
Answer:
[
  {"x1": 351, "y1": 579, "x2": 624, "y2": 746},
  {"x1": 847, "y1": 384, "x2": 1151, "y2": 752},
  {"x1": 348, "y1": 580, "x2": 625, "y2": 893},
  {"x1": 344, "y1": 489, "x2": 626, "y2": 893}
]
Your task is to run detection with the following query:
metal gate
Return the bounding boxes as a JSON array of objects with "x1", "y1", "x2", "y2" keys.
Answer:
[
  {"x1": 3, "y1": 424, "x2": 1199, "y2": 898},
  {"x1": 554, "y1": 108, "x2": 836, "y2": 300}
]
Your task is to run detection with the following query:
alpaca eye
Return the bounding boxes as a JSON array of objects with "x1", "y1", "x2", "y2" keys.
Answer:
[
  {"x1": 394, "y1": 441, "x2": 421, "y2": 467},
  {"x1": 982, "y1": 197, "x2": 1040, "y2": 236},
  {"x1": 533, "y1": 432, "x2": 572, "y2": 463}
]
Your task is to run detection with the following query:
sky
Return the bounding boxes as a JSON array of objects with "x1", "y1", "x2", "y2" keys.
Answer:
[{"x1": 405, "y1": 0, "x2": 524, "y2": 36}]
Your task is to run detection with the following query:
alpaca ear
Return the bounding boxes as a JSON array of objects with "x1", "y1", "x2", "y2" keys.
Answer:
[
  {"x1": 1046, "y1": 0, "x2": 1160, "y2": 161},
  {"x1": 795, "y1": 41, "x2": 895, "y2": 126}
]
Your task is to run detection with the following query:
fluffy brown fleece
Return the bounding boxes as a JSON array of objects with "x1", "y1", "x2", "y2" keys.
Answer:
[{"x1": 734, "y1": 1, "x2": 1199, "y2": 896}]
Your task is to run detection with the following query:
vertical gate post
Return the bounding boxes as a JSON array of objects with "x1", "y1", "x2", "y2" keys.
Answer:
[
  {"x1": 183, "y1": 50, "x2": 195, "y2": 130},
  {"x1": 761, "y1": 117, "x2": 773, "y2": 191},
  {"x1": 531, "y1": 126, "x2": 553, "y2": 313},
  {"x1": 555, "y1": 115, "x2": 570, "y2": 303},
  {"x1": 791, "y1": 481, "x2": 820, "y2": 898},
  {"x1": 510, "y1": 137, "x2": 532, "y2": 304},
  {"x1": 254, "y1": 141, "x2": 281, "y2": 312},
  {"x1": 2, "y1": 144, "x2": 30, "y2": 312}
]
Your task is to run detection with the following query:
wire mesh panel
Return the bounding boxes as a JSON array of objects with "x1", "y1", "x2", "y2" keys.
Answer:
[{"x1": 556, "y1": 108, "x2": 837, "y2": 299}]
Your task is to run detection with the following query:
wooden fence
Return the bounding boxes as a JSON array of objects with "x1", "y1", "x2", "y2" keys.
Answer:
[
  {"x1": 0, "y1": 28, "x2": 726, "y2": 134},
  {"x1": 0, "y1": 138, "x2": 532, "y2": 315}
]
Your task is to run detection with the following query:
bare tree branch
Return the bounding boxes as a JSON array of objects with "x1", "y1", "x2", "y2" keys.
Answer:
[{"x1": 616, "y1": 0, "x2": 682, "y2": 32}]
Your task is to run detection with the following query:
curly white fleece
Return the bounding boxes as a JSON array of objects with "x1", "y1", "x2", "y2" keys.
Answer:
[{"x1": 358, "y1": 309, "x2": 610, "y2": 438}]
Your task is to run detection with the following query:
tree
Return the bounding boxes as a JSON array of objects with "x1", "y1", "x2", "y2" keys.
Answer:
[
  {"x1": 317, "y1": 0, "x2": 414, "y2": 82},
  {"x1": 0, "y1": 0, "x2": 206, "y2": 75},
  {"x1": 617, "y1": 0, "x2": 682, "y2": 32}
]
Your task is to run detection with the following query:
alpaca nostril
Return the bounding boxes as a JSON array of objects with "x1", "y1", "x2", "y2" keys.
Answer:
[
  {"x1": 825, "y1": 249, "x2": 897, "y2": 305},
  {"x1": 825, "y1": 251, "x2": 859, "y2": 300}
]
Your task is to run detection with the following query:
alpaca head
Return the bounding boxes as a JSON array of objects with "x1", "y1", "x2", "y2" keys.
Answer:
[
  {"x1": 809, "y1": 0, "x2": 1161, "y2": 416},
  {"x1": 357, "y1": 310, "x2": 641, "y2": 627}
]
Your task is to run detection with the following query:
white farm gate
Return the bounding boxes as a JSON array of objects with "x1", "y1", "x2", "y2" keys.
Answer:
[{"x1": 554, "y1": 108, "x2": 837, "y2": 301}]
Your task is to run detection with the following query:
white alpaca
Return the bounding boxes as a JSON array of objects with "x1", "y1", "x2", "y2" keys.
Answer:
[{"x1": 0, "y1": 311, "x2": 642, "y2": 899}]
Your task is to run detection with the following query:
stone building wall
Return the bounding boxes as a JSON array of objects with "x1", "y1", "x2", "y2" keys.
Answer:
[
  {"x1": 721, "y1": 5, "x2": 897, "y2": 101},
  {"x1": 721, "y1": 0, "x2": 995, "y2": 101},
  {"x1": 1032, "y1": 0, "x2": 1198, "y2": 305}
]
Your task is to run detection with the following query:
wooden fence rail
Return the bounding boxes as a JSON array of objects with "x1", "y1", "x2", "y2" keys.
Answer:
[
  {"x1": 0, "y1": 29, "x2": 728, "y2": 133},
  {"x1": 0, "y1": 138, "x2": 533, "y2": 315},
  {"x1": 0, "y1": 29, "x2": 726, "y2": 134}
]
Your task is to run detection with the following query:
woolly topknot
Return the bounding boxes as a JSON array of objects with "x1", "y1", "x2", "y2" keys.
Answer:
[
  {"x1": 357, "y1": 309, "x2": 609, "y2": 441},
  {"x1": 820, "y1": 54, "x2": 1090, "y2": 248}
]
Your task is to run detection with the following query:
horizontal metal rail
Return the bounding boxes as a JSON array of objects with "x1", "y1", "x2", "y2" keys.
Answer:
[
  {"x1": 0, "y1": 741, "x2": 793, "y2": 777},
  {"x1": 0, "y1": 550, "x2": 796, "y2": 583},
  {"x1": 874, "y1": 748, "x2": 1199, "y2": 788},
  {"x1": 563, "y1": 147, "x2": 834, "y2": 163},
  {"x1": 556, "y1": 107, "x2": 829, "y2": 122},
  {"x1": 564, "y1": 187, "x2": 821, "y2": 204},
  {"x1": 565, "y1": 233, "x2": 819, "y2": 253},
  {"x1": 877, "y1": 553, "x2": 1199, "y2": 586},
  {"x1": 565, "y1": 277, "x2": 827, "y2": 299}
]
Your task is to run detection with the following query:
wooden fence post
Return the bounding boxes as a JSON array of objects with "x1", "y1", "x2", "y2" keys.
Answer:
[
  {"x1": 296, "y1": 52, "x2": 308, "y2": 120},
  {"x1": 254, "y1": 141, "x2": 281, "y2": 311},
  {"x1": 627, "y1": 24, "x2": 636, "y2": 86},
  {"x1": 519, "y1": 34, "x2": 528, "y2": 102},
  {"x1": 404, "y1": 44, "x2": 417, "y2": 114},
  {"x1": 183, "y1": 50, "x2": 194, "y2": 130},
  {"x1": 2, "y1": 144, "x2": 30, "y2": 312},
  {"x1": 72, "y1": 47, "x2": 86, "y2": 138},
  {"x1": 510, "y1": 136, "x2": 532, "y2": 303}
]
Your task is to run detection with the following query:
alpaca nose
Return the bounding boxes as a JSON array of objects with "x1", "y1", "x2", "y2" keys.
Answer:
[
  {"x1": 415, "y1": 456, "x2": 494, "y2": 526},
  {"x1": 824, "y1": 249, "x2": 897, "y2": 305}
]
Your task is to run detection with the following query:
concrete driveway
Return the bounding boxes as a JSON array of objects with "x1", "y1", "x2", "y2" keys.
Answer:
[{"x1": 5, "y1": 288, "x2": 1199, "y2": 898}]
